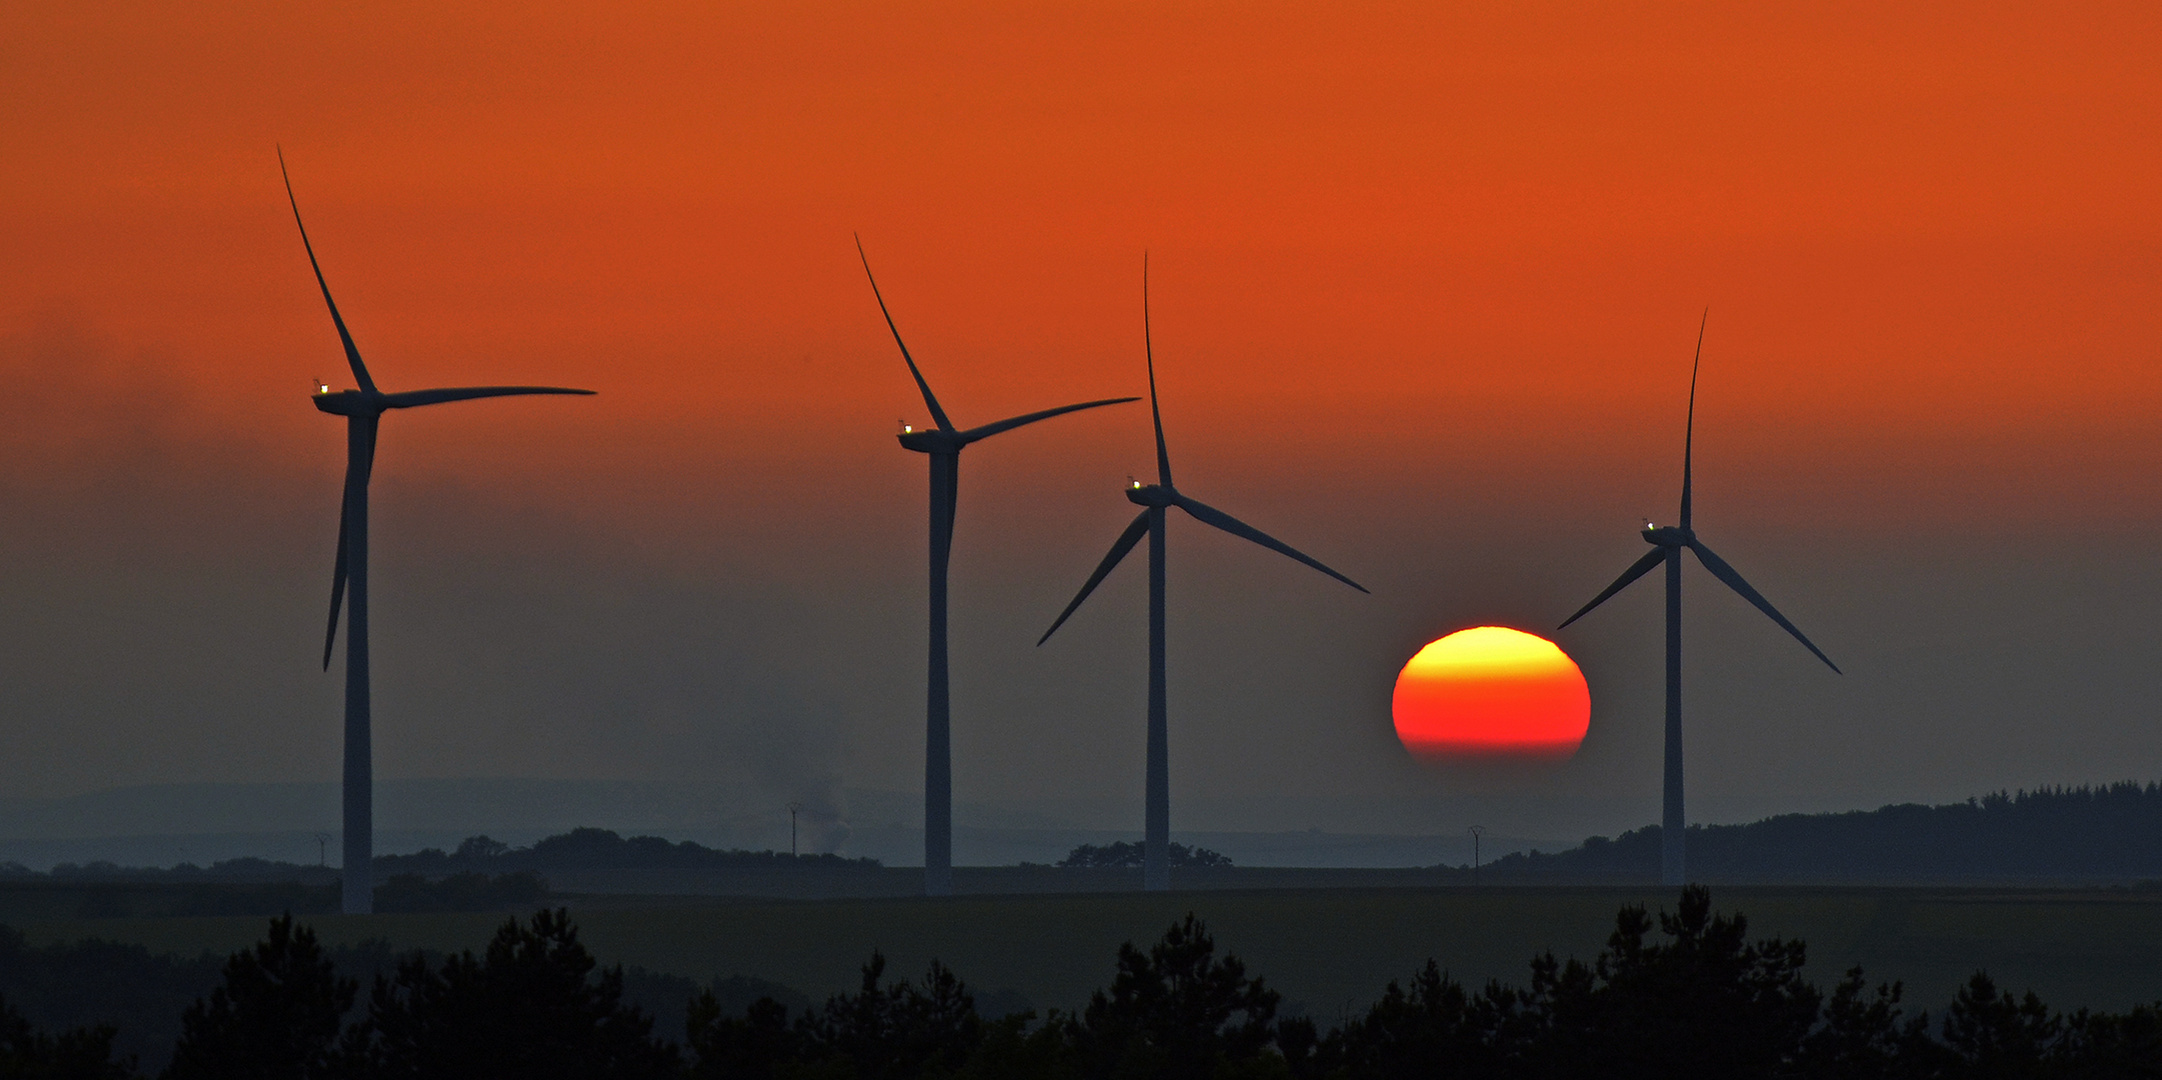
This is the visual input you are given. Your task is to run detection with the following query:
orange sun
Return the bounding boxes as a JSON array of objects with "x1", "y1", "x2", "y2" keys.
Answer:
[{"x1": 1392, "y1": 626, "x2": 1591, "y2": 763}]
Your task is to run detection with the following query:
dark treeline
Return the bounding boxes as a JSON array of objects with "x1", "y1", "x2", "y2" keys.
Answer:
[
  {"x1": 377, "y1": 829, "x2": 879, "y2": 877},
  {"x1": 0, "y1": 859, "x2": 340, "y2": 886},
  {"x1": 0, "y1": 828, "x2": 879, "y2": 887},
  {"x1": 0, "y1": 922, "x2": 742, "y2": 1072},
  {"x1": 13, "y1": 783, "x2": 2162, "y2": 891},
  {"x1": 1492, "y1": 783, "x2": 2162, "y2": 883},
  {"x1": 6, "y1": 888, "x2": 2161, "y2": 1078},
  {"x1": 1051, "y1": 842, "x2": 1233, "y2": 869}
]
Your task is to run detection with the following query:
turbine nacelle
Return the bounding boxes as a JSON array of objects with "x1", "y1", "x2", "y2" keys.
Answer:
[
  {"x1": 1125, "y1": 483, "x2": 1177, "y2": 508},
  {"x1": 285, "y1": 149, "x2": 599, "y2": 917},
  {"x1": 856, "y1": 237, "x2": 1143, "y2": 898},
  {"x1": 898, "y1": 428, "x2": 966, "y2": 454},
  {"x1": 1558, "y1": 313, "x2": 1841, "y2": 888},
  {"x1": 312, "y1": 388, "x2": 381, "y2": 417},
  {"x1": 1642, "y1": 525, "x2": 1694, "y2": 547},
  {"x1": 1038, "y1": 257, "x2": 1368, "y2": 894}
]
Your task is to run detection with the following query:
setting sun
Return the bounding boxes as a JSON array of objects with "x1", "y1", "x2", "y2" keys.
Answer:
[{"x1": 1392, "y1": 627, "x2": 1591, "y2": 764}]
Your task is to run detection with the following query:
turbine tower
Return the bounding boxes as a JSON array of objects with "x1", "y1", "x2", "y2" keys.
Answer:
[
  {"x1": 1039, "y1": 259, "x2": 1366, "y2": 892},
  {"x1": 855, "y1": 238, "x2": 1138, "y2": 897},
  {"x1": 281, "y1": 152, "x2": 595, "y2": 914},
  {"x1": 1558, "y1": 314, "x2": 1839, "y2": 887}
]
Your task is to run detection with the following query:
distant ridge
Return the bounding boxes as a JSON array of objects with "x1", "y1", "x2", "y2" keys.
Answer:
[
  {"x1": 0, "y1": 827, "x2": 879, "y2": 883},
  {"x1": 1485, "y1": 782, "x2": 2162, "y2": 884},
  {"x1": 375, "y1": 827, "x2": 879, "y2": 875}
]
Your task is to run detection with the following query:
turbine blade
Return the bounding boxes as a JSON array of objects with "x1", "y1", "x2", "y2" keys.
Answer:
[
  {"x1": 278, "y1": 148, "x2": 377, "y2": 394},
  {"x1": 1687, "y1": 539, "x2": 1841, "y2": 674},
  {"x1": 1681, "y1": 308, "x2": 1705, "y2": 529},
  {"x1": 1038, "y1": 510, "x2": 1151, "y2": 645},
  {"x1": 1558, "y1": 547, "x2": 1668, "y2": 630},
  {"x1": 958, "y1": 397, "x2": 1141, "y2": 444},
  {"x1": 1173, "y1": 494, "x2": 1368, "y2": 593},
  {"x1": 322, "y1": 486, "x2": 349, "y2": 671},
  {"x1": 855, "y1": 235, "x2": 953, "y2": 432},
  {"x1": 380, "y1": 386, "x2": 596, "y2": 409},
  {"x1": 1144, "y1": 254, "x2": 1171, "y2": 486}
]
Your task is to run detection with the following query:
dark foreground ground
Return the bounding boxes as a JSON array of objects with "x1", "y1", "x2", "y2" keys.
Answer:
[{"x1": 8, "y1": 879, "x2": 2161, "y2": 1020}]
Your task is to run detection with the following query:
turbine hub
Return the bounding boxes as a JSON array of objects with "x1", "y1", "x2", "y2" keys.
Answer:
[
  {"x1": 311, "y1": 389, "x2": 382, "y2": 417},
  {"x1": 1126, "y1": 483, "x2": 1175, "y2": 507},
  {"x1": 898, "y1": 430, "x2": 963, "y2": 453},
  {"x1": 1642, "y1": 525, "x2": 1693, "y2": 547}
]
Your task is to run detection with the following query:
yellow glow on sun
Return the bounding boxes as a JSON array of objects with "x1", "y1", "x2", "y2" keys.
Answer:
[{"x1": 1401, "y1": 625, "x2": 1575, "y2": 681}]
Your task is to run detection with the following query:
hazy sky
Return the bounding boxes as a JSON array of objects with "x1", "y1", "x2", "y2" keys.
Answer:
[{"x1": 2, "y1": 2, "x2": 2159, "y2": 839}]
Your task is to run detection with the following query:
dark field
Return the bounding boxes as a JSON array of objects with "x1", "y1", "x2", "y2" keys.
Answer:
[{"x1": 10, "y1": 881, "x2": 2162, "y2": 1020}]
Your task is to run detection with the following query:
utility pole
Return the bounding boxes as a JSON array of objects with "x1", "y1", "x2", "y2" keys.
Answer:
[
  {"x1": 1468, "y1": 825, "x2": 1486, "y2": 885},
  {"x1": 787, "y1": 802, "x2": 805, "y2": 857}
]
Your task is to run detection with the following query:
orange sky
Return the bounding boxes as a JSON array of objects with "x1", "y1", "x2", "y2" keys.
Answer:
[
  {"x1": 2, "y1": 2, "x2": 2161, "y2": 819},
  {"x1": 7, "y1": 1, "x2": 2161, "y2": 539}
]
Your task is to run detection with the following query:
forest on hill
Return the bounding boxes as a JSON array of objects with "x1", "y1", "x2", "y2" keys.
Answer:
[
  {"x1": 1487, "y1": 783, "x2": 2162, "y2": 884},
  {"x1": 373, "y1": 828, "x2": 879, "y2": 875},
  {"x1": 5, "y1": 784, "x2": 2160, "y2": 891},
  {"x1": 0, "y1": 828, "x2": 876, "y2": 886}
]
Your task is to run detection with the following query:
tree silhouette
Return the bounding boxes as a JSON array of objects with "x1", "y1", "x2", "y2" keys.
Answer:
[
  {"x1": 2057, "y1": 1001, "x2": 2162, "y2": 1077},
  {"x1": 163, "y1": 914, "x2": 354, "y2": 1080},
  {"x1": 683, "y1": 994, "x2": 799, "y2": 1080},
  {"x1": 453, "y1": 837, "x2": 509, "y2": 861},
  {"x1": 801, "y1": 953, "x2": 985, "y2": 1080},
  {"x1": 1518, "y1": 884, "x2": 1821, "y2": 1078},
  {"x1": 1057, "y1": 843, "x2": 1231, "y2": 869},
  {"x1": 1794, "y1": 967, "x2": 1941, "y2": 1079},
  {"x1": 1074, "y1": 913, "x2": 1280, "y2": 1079},
  {"x1": 15, "y1": 889, "x2": 2162, "y2": 1078},
  {"x1": 686, "y1": 953, "x2": 990, "y2": 1080},
  {"x1": 1301, "y1": 960, "x2": 1502, "y2": 1079},
  {"x1": 948, "y1": 1013, "x2": 1077, "y2": 1080},
  {"x1": 1939, "y1": 972, "x2": 2063, "y2": 1078},
  {"x1": 0, "y1": 989, "x2": 134, "y2": 1079},
  {"x1": 337, "y1": 908, "x2": 677, "y2": 1079}
]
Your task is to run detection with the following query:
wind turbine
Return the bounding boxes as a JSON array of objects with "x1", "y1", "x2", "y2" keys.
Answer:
[
  {"x1": 1558, "y1": 314, "x2": 1839, "y2": 887},
  {"x1": 281, "y1": 152, "x2": 595, "y2": 914},
  {"x1": 1038, "y1": 259, "x2": 1367, "y2": 892},
  {"x1": 855, "y1": 238, "x2": 1139, "y2": 897}
]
